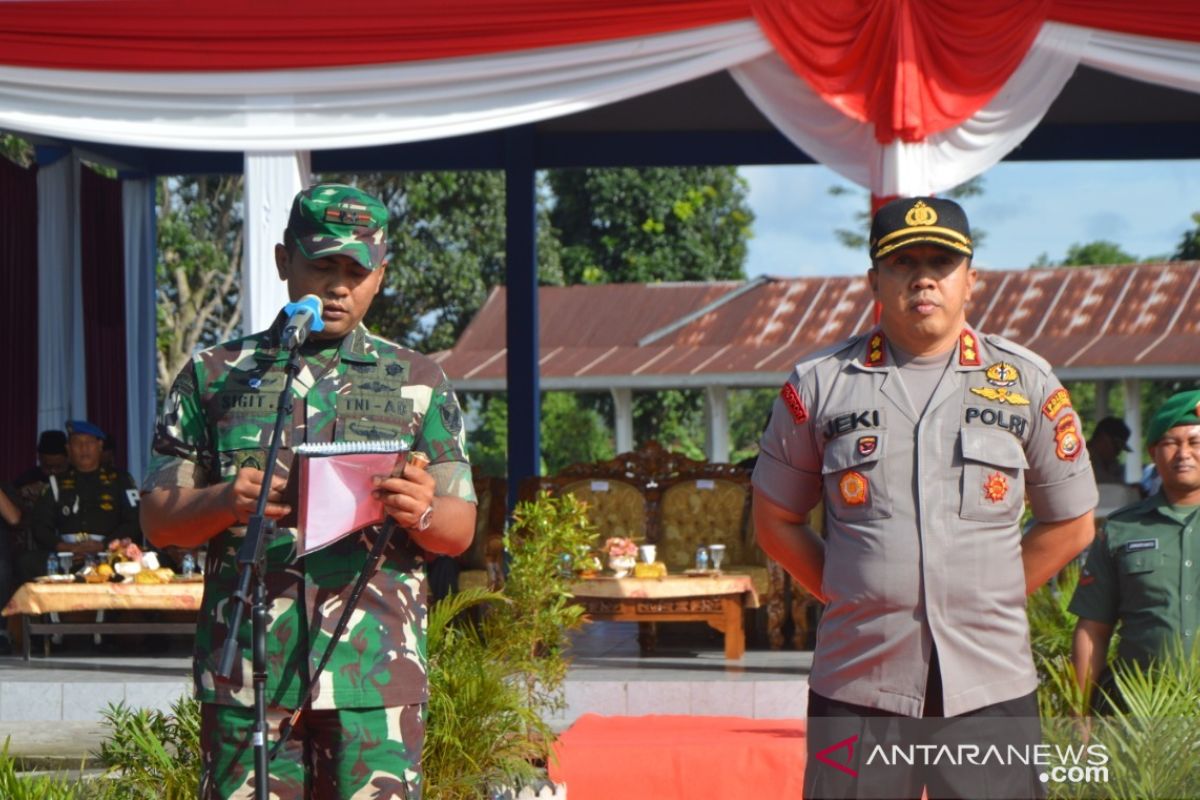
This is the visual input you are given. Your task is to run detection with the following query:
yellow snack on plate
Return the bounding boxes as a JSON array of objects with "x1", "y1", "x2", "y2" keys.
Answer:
[{"x1": 633, "y1": 562, "x2": 668, "y2": 579}]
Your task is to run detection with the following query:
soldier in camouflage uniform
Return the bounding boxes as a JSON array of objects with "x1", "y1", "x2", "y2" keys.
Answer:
[{"x1": 141, "y1": 184, "x2": 477, "y2": 800}]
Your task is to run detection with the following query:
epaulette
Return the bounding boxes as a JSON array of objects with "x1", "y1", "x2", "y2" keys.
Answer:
[
  {"x1": 982, "y1": 333, "x2": 1053, "y2": 376},
  {"x1": 1105, "y1": 495, "x2": 1156, "y2": 523},
  {"x1": 791, "y1": 335, "x2": 865, "y2": 381}
]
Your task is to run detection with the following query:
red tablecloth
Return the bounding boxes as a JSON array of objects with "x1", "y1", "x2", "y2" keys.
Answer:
[{"x1": 550, "y1": 714, "x2": 807, "y2": 800}]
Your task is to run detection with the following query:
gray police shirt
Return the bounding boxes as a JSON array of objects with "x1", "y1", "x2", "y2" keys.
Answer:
[{"x1": 753, "y1": 326, "x2": 1097, "y2": 717}]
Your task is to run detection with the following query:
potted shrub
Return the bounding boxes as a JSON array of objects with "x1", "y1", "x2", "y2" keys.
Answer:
[{"x1": 424, "y1": 491, "x2": 597, "y2": 799}]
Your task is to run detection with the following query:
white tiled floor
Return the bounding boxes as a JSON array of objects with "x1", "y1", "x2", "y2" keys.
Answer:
[{"x1": 0, "y1": 620, "x2": 813, "y2": 725}]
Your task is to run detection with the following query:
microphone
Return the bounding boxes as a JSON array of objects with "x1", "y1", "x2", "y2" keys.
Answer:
[{"x1": 281, "y1": 294, "x2": 325, "y2": 350}]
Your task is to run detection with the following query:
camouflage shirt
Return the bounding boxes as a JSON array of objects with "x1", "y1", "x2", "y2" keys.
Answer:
[{"x1": 144, "y1": 314, "x2": 474, "y2": 710}]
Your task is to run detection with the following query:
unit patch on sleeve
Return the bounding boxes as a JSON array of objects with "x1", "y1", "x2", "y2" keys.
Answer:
[
  {"x1": 781, "y1": 383, "x2": 808, "y2": 425},
  {"x1": 839, "y1": 471, "x2": 869, "y2": 506},
  {"x1": 1041, "y1": 388, "x2": 1073, "y2": 420},
  {"x1": 1054, "y1": 414, "x2": 1082, "y2": 461}
]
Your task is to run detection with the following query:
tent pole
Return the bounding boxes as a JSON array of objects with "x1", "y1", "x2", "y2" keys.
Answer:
[{"x1": 504, "y1": 126, "x2": 540, "y2": 512}]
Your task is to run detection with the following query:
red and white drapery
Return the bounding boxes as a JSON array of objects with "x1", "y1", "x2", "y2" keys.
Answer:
[{"x1": 2, "y1": 0, "x2": 1199, "y2": 195}]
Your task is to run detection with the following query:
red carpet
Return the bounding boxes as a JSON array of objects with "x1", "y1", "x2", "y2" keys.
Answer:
[{"x1": 549, "y1": 714, "x2": 807, "y2": 800}]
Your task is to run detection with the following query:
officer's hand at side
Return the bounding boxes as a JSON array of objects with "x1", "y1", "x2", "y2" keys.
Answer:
[
  {"x1": 224, "y1": 467, "x2": 290, "y2": 524},
  {"x1": 373, "y1": 465, "x2": 436, "y2": 531}
]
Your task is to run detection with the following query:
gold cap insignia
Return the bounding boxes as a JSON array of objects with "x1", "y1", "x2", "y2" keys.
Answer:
[
  {"x1": 904, "y1": 200, "x2": 938, "y2": 227},
  {"x1": 984, "y1": 362, "x2": 1020, "y2": 387}
]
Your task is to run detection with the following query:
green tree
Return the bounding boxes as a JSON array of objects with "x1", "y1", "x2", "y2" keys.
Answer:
[
  {"x1": 728, "y1": 387, "x2": 776, "y2": 464},
  {"x1": 465, "y1": 391, "x2": 613, "y2": 478},
  {"x1": 1057, "y1": 240, "x2": 1138, "y2": 266},
  {"x1": 549, "y1": 166, "x2": 752, "y2": 284},
  {"x1": 1172, "y1": 212, "x2": 1200, "y2": 260},
  {"x1": 319, "y1": 171, "x2": 564, "y2": 353},
  {"x1": 1, "y1": 134, "x2": 32, "y2": 167},
  {"x1": 155, "y1": 175, "x2": 243, "y2": 394},
  {"x1": 830, "y1": 177, "x2": 987, "y2": 252}
]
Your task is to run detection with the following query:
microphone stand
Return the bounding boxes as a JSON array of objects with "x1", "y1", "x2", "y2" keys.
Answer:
[{"x1": 216, "y1": 344, "x2": 303, "y2": 800}]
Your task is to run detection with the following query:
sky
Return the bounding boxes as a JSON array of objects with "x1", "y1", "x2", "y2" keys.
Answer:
[{"x1": 741, "y1": 160, "x2": 1200, "y2": 279}]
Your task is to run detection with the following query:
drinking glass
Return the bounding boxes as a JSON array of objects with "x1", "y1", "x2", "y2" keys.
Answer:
[{"x1": 708, "y1": 544, "x2": 726, "y2": 572}]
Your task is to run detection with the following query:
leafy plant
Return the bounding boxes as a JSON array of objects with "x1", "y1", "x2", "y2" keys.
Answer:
[
  {"x1": 424, "y1": 588, "x2": 546, "y2": 800},
  {"x1": 424, "y1": 491, "x2": 598, "y2": 799},
  {"x1": 0, "y1": 739, "x2": 86, "y2": 800},
  {"x1": 95, "y1": 697, "x2": 200, "y2": 799},
  {"x1": 1039, "y1": 642, "x2": 1200, "y2": 799}
]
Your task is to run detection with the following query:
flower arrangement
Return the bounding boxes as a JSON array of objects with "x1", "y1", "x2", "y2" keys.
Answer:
[
  {"x1": 601, "y1": 537, "x2": 638, "y2": 559},
  {"x1": 107, "y1": 537, "x2": 144, "y2": 565}
]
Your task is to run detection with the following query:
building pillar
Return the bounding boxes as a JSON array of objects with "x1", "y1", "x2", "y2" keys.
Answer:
[
  {"x1": 705, "y1": 386, "x2": 730, "y2": 463},
  {"x1": 242, "y1": 151, "x2": 310, "y2": 333},
  {"x1": 1122, "y1": 378, "x2": 1142, "y2": 484},
  {"x1": 612, "y1": 388, "x2": 634, "y2": 455}
]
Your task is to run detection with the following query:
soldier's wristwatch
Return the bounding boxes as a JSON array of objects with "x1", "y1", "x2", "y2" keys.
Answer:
[{"x1": 417, "y1": 503, "x2": 434, "y2": 532}]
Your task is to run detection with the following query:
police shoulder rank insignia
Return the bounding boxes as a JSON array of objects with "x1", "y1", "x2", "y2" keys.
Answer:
[
  {"x1": 1054, "y1": 414, "x2": 1082, "y2": 461},
  {"x1": 959, "y1": 330, "x2": 980, "y2": 366},
  {"x1": 984, "y1": 361, "x2": 1019, "y2": 387},
  {"x1": 857, "y1": 435, "x2": 878, "y2": 457},
  {"x1": 983, "y1": 471, "x2": 1009, "y2": 503},
  {"x1": 1041, "y1": 387, "x2": 1072, "y2": 419},
  {"x1": 970, "y1": 386, "x2": 1031, "y2": 406},
  {"x1": 864, "y1": 332, "x2": 885, "y2": 367},
  {"x1": 839, "y1": 471, "x2": 869, "y2": 506},
  {"x1": 781, "y1": 383, "x2": 808, "y2": 425}
]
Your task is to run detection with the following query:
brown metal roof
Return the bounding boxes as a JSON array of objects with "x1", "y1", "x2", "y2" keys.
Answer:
[{"x1": 435, "y1": 262, "x2": 1200, "y2": 391}]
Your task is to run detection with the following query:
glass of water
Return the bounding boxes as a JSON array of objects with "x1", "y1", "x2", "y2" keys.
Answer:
[
  {"x1": 181, "y1": 552, "x2": 197, "y2": 576},
  {"x1": 708, "y1": 544, "x2": 726, "y2": 572}
]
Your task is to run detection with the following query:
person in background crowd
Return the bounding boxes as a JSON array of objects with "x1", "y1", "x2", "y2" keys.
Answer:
[
  {"x1": 26, "y1": 420, "x2": 140, "y2": 578},
  {"x1": 1088, "y1": 416, "x2": 1132, "y2": 485},
  {"x1": 1070, "y1": 389, "x2": 1200, "y2": 710},
  {"x1": 753, "y1": 196, "x2": 1097, "y2": 799},
  {"x1": 12, "y1": 430, "x2": 69, "y2": 521}
]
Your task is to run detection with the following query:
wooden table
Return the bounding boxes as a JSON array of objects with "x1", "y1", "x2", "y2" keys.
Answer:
[
  {"x1": 3, "y1": 580, "x2": 205, "y2": 660},
  {"x1": 569, "y1": 574, "x2": 759, "y2": 660}
]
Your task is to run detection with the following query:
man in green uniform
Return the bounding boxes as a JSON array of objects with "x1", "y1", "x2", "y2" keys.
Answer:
[
  {"x1": 140, "y1": 183, "x2": 476, "y2": 799},
  {"x1": 28, "y1": 419, "x2": 141, "y2": 577},
  {"x1": 1070, "y1": 389, "x2": 1200, "y2": 707}
]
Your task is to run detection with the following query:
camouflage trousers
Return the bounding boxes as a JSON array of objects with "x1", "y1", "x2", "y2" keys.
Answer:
[{"x1": 200, "y1": 702, "x2": 424, "y2": 799}]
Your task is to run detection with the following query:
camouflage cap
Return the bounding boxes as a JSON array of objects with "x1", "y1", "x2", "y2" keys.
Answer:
[{"x1": 287, "y1": 183, "x2": 388, "y2": 270}]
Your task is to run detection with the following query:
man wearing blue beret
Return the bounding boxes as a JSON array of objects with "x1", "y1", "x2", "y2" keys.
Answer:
[
  {"x1": 1071, "y1": 389, "x2": 1200, "y2": 707},
  {"x1": 26, "y1": 420, "x2": 141, "y2": 577}
]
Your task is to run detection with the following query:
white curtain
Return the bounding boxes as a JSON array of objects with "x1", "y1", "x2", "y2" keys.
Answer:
[
  {"x1": 122, "y1": 177, "x2": 156, "y2": 482},
  {"x1": 242, "y1": 151, "x2": 311, "y2": 334},
  {"x1": 0, "y1": 21, "x2": 769, "y2": 152},
  {"x1": 36, "y1": 151, "x2": 86, "y2": 434},
  {"x1": 732, "y1": 22, "x2": 1200, "y2": 195}
]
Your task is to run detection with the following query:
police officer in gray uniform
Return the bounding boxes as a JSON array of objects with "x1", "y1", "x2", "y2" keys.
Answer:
[{"x1": 752, "y1": 197, "x2": 1098, "y2": 799}]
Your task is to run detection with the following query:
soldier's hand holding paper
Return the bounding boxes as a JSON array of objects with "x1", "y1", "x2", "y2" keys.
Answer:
[{"x1": 373, "y1": 451, "x2": 434, "y2": 532}]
